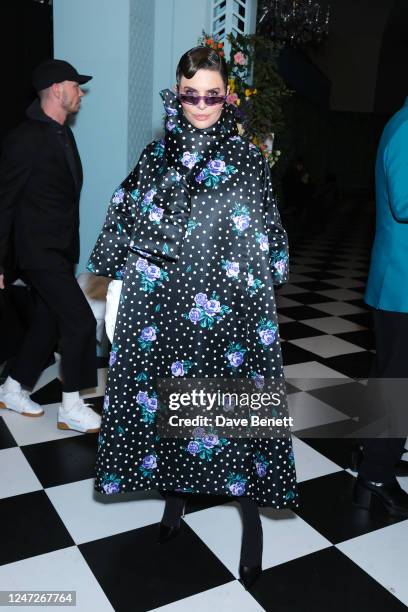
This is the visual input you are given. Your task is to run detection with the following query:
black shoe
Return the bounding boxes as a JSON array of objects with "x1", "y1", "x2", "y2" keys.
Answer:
[
  {"x1": 157, "y1": 501, "x2": 186, "y2": 543},
  {"x1": 157, "y1": 523, "x2": 181, "y2": 543},
  {"x1": 239, "y1": 564, "x2": 262, "y2": 590},
  {"x1": 350, "y1": 445, "x2": 408, "y2": 477},
  {"x1": 350, "y1": 445, "x2": 363, "y2": 472},
  {"x1": 353, "y1": 477, "x2": 408, "y2": 518}
]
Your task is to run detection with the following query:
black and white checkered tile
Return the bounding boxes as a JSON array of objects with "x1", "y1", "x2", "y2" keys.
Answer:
[{"x1": 1, "y1": 205, "x2": 407, "y2": 611}]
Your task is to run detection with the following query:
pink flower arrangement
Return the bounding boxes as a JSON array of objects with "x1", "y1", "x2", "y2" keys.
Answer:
[
  {"x1": 233, "y1": 51, "x2": 247, "y2": 66},
  {"x1": 226, "y1": 93, "x2": 239, "y2": 106}
]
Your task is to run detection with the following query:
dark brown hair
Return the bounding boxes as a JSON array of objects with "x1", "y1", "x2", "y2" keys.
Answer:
[{"x1": 176, "y1": 46, "x2": 228, "y2": 90}]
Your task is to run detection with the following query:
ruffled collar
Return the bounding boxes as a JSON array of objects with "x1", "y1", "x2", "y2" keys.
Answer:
[{"x1": 160, "y1": 89, "x2": 238, "y2": 169}]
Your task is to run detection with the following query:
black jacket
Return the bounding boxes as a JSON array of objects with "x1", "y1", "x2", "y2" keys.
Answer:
[{"x1": 0, "y1": 99, "x2": 83, "y2": 275}]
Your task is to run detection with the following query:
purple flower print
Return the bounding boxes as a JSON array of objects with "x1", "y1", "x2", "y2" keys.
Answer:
[
  {"x1": 184, "y1": 291, "x2": 230, "y2": 330},
  {"x1": 188, "y1": 307, "x2": 202, "y2": 324},
  {"x1": 166, "y1": 119, "x2": 176, "y2": 131},
  {"x1": 181, "y1": 152, "x2": 200, "y2": 169},
  {"x1": 135, "y1": 258, "x2": 148, "y2": 272},
  {"x1": 109, "y1": 350, "x2": 117, "y2": 367},
  {"x1": 254, "y1": 373, "x2": 265, "y2": 390},
  {"x1": 192, "y1": 427, "x2": 206, "y2": 439},
  {"x1": 149, "y1": 205, "x2": 164, "y2": 223},
  {"x1": 194, "y1": 293, "x2": 208, "y2": 306},
  {"x1": 208, "y1": 159, "x2": 226, "y2": 175},
  {"x1": 103, "y1": 396, "x2": 109, "y2": 411},
  {"x1": 256, "y1": 462, "x2": 267, "y2": 477},
  {"x1": 103, "y1": 481, "x2": 120, "y2": 494},
  {"x1": 143, "y1": 455, "x2": 157, "y2": 470},
  {"x1": 195, "y1": 170, "x2": 206, "y2": 183},
  {"x1": 203, "y1": 434, "x2": 219, "y2": 449},
  {"x1": 228, "y1": 351, "x2": 244, "y2": 368},
  {"x1": 143, "y1": 189, "x2": 156, "y2": 204},
  {"x1": 230, "y1": 204, "x2": 251, "y2": 236},
  {"x1": 225, "y1": 261, "x2": 240, "y2": 278},
  {"x1": 225, "y1": 343, "x2": 246, "y2": 370},
  {"x1": 175, "y1": 359, "x2": 195, "y2": 375},
  {"x1": 274, "y1": 259, "x2": 286, "y2": 276},
  {"x1": 259, "y1": 328, "x2": 276, "y2": 346},
  {"x1": 204, "y1": 299, "x2": 221, "y2": 315},
  {"x1": 165, "y1": 106, "x2": 178, "y2": 117},
  {"x1": 137, "y1": 392, "x2": 159, "y2": 424},
  {"x1": 146, "y1": 265, "x2": 161, "y2": 281},
  {"x1": 258, "y1": 233, "x2": 269, "y2": 252},
  {"x1": 146, "y1": 397, "x2": 158, "y2": 413},
  {"x1": 101, "y1": 473, "x2": 121, "y2": 494},
  {"x1": 187, "y1": 441, "x2": 200, "y2": 455},
  {"x1": 171, "y1": 361, "x2": 185, "y2": 376},
  {"x1": 140, "y1": 326, "x2": 157, "y2": 342},
  {"x1": 137, "y1": 391, "x2": 149, "y2": 404},
  {"x1": 246, "y1": 267, "x2": 264, "y2": 296},
  {"x1": 233, "y1": 214, "x2": 250, "y2": 232},
  {"x1": 229, "y1": 481, "x2": 246, "y2": 496},
  {"x1": 112, "y1": 188, "x2": 125, "y2": 204}
]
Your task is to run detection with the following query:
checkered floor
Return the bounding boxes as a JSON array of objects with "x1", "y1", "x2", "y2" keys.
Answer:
[{"x1": 1, "y1": 199, "x2": 407, "y2": 611}]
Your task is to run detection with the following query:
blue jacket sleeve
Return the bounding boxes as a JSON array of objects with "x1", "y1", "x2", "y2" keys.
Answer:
[{"x1": 385, "y1": 121, "x2": 408, "y2": 222}]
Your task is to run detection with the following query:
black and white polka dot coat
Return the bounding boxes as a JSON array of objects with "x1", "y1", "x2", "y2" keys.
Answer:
[{"x1": 88, "y1": 90, "x2": 299, "y2": 508}]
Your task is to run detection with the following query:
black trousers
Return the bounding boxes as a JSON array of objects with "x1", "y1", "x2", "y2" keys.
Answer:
[
  {"x1": 10, "y1": 268, "x2": 97, "y2": 393},
  {"x1": 358, "y1": 309, "x2": 408, "y2": 482}
]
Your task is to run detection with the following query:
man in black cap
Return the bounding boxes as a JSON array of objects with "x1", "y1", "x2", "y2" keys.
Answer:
[{"x1": 0, "y1": 59, "x2": 100, "y2": 433}]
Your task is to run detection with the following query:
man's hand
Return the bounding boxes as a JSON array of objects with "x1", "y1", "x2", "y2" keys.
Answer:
[{"x1": 0, "y1": 274, "x2": 5, "y2": 290}]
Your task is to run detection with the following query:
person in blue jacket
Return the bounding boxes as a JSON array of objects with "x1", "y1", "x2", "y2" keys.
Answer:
[{"x1": 353, "y1": 99, "x2": 408, "y2": 517}]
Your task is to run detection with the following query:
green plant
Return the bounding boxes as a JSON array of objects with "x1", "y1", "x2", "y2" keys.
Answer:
[{"x1": 199, "y1": 31, "x2": 292, "y2": 167}]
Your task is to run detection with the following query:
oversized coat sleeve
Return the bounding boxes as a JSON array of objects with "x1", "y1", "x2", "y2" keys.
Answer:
[
  {"x1": 261, "y1": 157, "x2": 289, "y2": 285},
  {"x1": 87, "y1": 142, "x2": 156, "y2": 279},
  {"x1": 87, "y1": 142, "x2": 191, "y2": 278},
  {"x1": 87, "y1": 186, "x2": 139, "y2": 279},
  {"x1": 127, "y1": 167, "x2": 191, "y2": 267}
]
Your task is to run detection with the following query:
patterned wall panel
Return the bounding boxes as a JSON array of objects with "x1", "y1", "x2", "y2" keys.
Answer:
[{"x1": 128, "y1": 0, "x2": 155, "y2": 170}]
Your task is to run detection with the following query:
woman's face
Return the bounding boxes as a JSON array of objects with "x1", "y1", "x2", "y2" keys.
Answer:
[{"x1": 178, "y1": 69, "x2": 227, "y2": 129}]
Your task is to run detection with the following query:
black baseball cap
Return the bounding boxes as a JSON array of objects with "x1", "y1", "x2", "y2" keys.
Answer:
[{"x1": 32, "y1": 59, "x2": 92, "y2": 92}]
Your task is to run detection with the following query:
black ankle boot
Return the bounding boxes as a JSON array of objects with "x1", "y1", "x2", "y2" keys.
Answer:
[
  {"x1": 157, "y1": 493, "x2": 186, "y2": 543},
  {"x1": 157, "y1": 523, "x2": 183, "y2": 543},
  {"x1": 353, "y1": 476, "x2": 408, "y2": 517},
  {"x1": 238, "y1": 498, "x2": 263, "y2": 590},
  {"x1": 239, "y1": 564, "x2": 262, "y2": 590}
]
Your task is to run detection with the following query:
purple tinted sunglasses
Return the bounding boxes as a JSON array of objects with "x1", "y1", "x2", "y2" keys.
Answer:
[{"x1": 177, "y1": 93, "x2": 226, "y2": 106}]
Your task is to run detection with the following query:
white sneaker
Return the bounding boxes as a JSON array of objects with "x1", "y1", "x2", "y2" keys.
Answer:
[
  {"x1": 0, "y1": 384, "x2": 44, "y2": 417},
  {"x1": 58, "y1": 399, "x2": 101, "y2": 433}
]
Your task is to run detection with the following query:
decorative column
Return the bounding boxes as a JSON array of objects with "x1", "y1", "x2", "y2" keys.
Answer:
[{"x1": 210, "y1": 0, "x2": 258, "y2": 55}]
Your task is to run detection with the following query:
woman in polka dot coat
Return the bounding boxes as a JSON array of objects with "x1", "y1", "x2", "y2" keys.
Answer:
[{"x1": 88, "y1": 46, "x2": 298, "y2": 588}]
